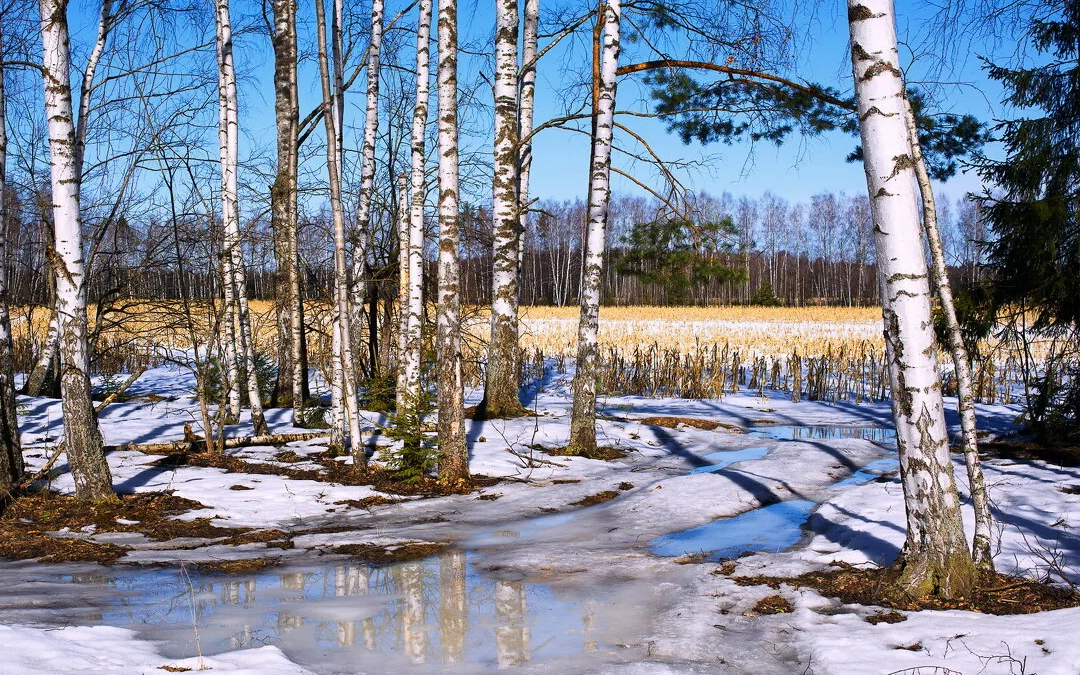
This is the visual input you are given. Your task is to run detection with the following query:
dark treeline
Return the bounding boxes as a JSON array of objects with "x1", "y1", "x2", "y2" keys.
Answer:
[{"x1": 5, "y1": 189, "x2": 985, "y2": 308}]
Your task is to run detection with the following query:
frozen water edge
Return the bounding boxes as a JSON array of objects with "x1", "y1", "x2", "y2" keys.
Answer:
[{"x1": 3, "y1": 362, "x2": 1080, "y2": 673}]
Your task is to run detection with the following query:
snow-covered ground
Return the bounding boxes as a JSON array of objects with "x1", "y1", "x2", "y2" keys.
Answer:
[{"x1": 2, "y1": 362, "x2": 1078, "y2": 674}]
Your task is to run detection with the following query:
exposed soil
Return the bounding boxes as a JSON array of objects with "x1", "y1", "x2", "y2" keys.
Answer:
[
  {"x1": 331, "y1": 541, "x2": 450, "y2": 564},
  {"x1": 546, "y1": 445, "x2": 629, "y2": 461},
  {"x1": 570, "y1": 490, "x2": 620, "y2": 507},
  {"x1": 636, "y1": 416, "x2": 746, "y2": 433},
  {"x1": 752, "y1": 595, "x2": 794, "y2": 615},
  {"x1": 151, "y1": 450, "x2": 500, "y2": 496},
  {"x1": 735, "y1": 564, "x2": 1080, "y2": 615},
  {"x1": 0, "y1": 491, "x2": 291, "y2": 564}
]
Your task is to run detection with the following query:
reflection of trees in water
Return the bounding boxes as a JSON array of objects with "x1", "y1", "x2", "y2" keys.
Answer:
[
  {"x1": 439, "y1": 551, "x2": 467, "y2": 665},
  {"x1": 277, "y1": 571, "x2": 306, "y2": 631},
  {"x1": 495, "y1": 580, "x2": 530, "y2": 668},
  {"x1": 332, "y1": 565, "x2": 377, "y2": 649},
  {"x1": 394, "y1": 562, "x2": 429, "y2": 663},
  {"x1": 582, "y1": 600, "x2": 598, "y2": 653}
]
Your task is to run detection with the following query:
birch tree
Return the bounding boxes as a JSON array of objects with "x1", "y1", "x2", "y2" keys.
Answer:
[
  {"x1": 351, "y1": 0, "x2": 383, "y2": 357},
  {"x1": 0, "y1": 23, "x2": 23, "y2": 494},
  {"x1": 270, "y1": 0, "x2": 307, "y2": 417},
  {"x1": 400, "y1": 0, "x2": 433, "y2": 411},
  {"x1": 480, "y1": 0, "x2": 526, "y2": 418},
  {"x1": 904, "y1": 97, "x2": 993, "y2": 570},
  {"x1": 216, "y1": 0, "x2": 268, "y2": 436},
  {"x1": 39, "y1": 0, "x2": 115, "y2": 502},
  {"x1": 436, "y1": 0, "x2": 469, "y2": 484},
  {"x1": 567, "y1": 0, "x2": 619, "y2": 456},
  {"x1": 847, "y1": 0, "x2": 976, "y2": 598},
  {"x1": 315, "y1": 0, "x2": 364, "y2": 461}
]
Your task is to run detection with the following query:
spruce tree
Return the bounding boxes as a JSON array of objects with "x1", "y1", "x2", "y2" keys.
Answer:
[{"x1": 976, "y1": 1, "x2": 1080, "y2": 436}]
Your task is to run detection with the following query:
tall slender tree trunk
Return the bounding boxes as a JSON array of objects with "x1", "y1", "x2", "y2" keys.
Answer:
[
  {"x1": 351, "y1": 0, "x2": 383, "y2": 366},
  {"x1": 847, "y1": 0, "x2": 976, "y2": 598},
  {"x1": 270, "y1": 0, "x2": 307, "y2": 417},
  {"x1": 436, "y1": 0, "x2": 469, "y2": 484},
  {"x1": 481, "y1": 0, "x2": 526, "y2": 418},
  {"x1": 315, "y1": 0, "x2": 364, "y2": 462},
  {"x1": 39, "y1": 0, "x2": 115, "y2": 502},
  {"x1": 904, "y1": 98, "x2": 994, "y2": 570},
  {"x1": 0, "y1": 29, "x2": 23, "y2": 494},
  {"x1": 567, "y1": 0, "x2": 619, "y2": 456},
  {"x1": 216, "y1": 0, "x2": 268, "y2": 435},
  {"x1": 395, "y1": 175, "x2": 410, "y2": 408},
  {"x1": 401, "y1": 0, "x2": 432, "y2": 411}
]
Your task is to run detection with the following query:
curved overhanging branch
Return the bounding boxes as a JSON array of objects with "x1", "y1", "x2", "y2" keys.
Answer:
[{"x1": 616, "y1": 59, "x2": 855, "y2": 112}]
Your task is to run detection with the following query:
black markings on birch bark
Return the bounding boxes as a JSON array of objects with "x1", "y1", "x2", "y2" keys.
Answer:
[
  {"x1": 847, "y1": 0, "x2": 975, "y2": 598},
  {"x1": 39, "y1": 0, "x2": 115, "y2": 502}
]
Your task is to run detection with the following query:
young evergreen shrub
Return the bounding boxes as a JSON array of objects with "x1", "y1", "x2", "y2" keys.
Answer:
[{"x1": 382, "y1": 390, "x2": 439, "y2": 483}]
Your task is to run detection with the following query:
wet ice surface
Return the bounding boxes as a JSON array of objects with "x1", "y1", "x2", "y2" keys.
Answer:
[
  {"x1": 648, "y1": 500, "x2": 817, "y2": 561},
  {"x1": 833, "y1": 458, "x2": 900, "y2": 486},
  {"x1": 1, "y1": 554, "x2": 644, "y2": 674},
  {"x1": 649, "y1": 425, "x2": 900, "y2": 561},
  {"x1": 687, "y1": 447, "x2": 769, "y2": 474}
]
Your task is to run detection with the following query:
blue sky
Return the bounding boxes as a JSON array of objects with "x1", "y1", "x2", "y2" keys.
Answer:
[{"x1": 62, "y1": 0, "x2": 1019, "y2": 209}]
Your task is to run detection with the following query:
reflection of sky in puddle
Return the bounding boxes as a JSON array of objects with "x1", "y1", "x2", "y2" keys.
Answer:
[
  {"x1": 55, "y1": 554, "x2": 620, "y2": 672},
  {"x1": 648, "y1": 500, "x2": 816, "y2": 561},
  {"x1": 748, "y1": 425, "x2": 896, "y2": 444},
  {"x1": 833, "y1": 458, "x2": 900, "y2": 486},
  {"x1": 688, "y1": 447, "x2": 769, "y2": 474}
]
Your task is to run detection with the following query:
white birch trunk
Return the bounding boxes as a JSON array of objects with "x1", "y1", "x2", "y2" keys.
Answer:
[
  {"x1": 481, "y1": 0, "x2": 524, "y2": 418},
  {"x1": 216, "y1": 0, "x2": 267, "y2": 435},
  {"x1": 517, "y1": 0, "x2": 538, "y2": 269},
  {"x1": 904, "y1": 98, "x2": 994, "y2": 570},
  {"x1": 568, "y1": 0, "x2": 619, "y2": 456},
  {"x1": 395, "y1": 176, "x2": 410, "y2": 410},
  {"x1": 848, "y1": 0, "x2": 975, "y2": 598},
  {"x1": 40, "y1": 0, "x2": 115, "y2": 502},
  {"x1": 315, "y1": 0, "x2": 364, "y2": 462},
  {"x1": 349, "y1": 0, "x2": 381, "y2": 354},
  {"x1": 402, "y1": 0, "x2": 432, "y2": 411},
  {"x1": 0, "y1": 27, "x2": 23, "y2": 492},
  {"x1": 436, "y1": 0, "x2": 469, "y2": 483}
]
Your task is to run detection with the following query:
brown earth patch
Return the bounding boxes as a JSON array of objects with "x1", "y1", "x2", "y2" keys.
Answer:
[
  {"x1": 547, "y1": 446, "x2": 629, "y2": 461},
  {"x1": 0, "y1": 491, "x2": 292, "y2": 563},
  {"x1": 751, "y1": 595, "x2": 794, "y2": 615},
  {"x1": 637, "y1": 416, "x2": 746, "y2": 433},
  {"x1": 331, "y1": 541, "x2": 449, "y2": 564},
  {"x1": 151, "y1": 450, "x2": 500, "y2": 496},
  {"x1": 571, "y1": 490, "x2": 619, "y2": 507},
  {"x1": 735, "y1": 565, "x2": 1079, "y2": 615},
  {"x1": 866, "y1": 610, "x2": 907, "y2": 624}
]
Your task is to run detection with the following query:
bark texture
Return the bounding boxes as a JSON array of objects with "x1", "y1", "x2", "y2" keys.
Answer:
[
  {"x1": 40, "y1": 0, "x2": 115, "y2": 502},
  {"x1": 215, "y1": 0, "x2": 267, "y2": 435},
  {"x1": 481, "y1": 0, "x2": 526, "y2": 418},
  {"x1": 904, "y1": 97, "x2": 994, "y2": 570},
  {"x1": 315, "y1": 0, "x2": 363, "y2": 461},
  {"x1": 568, "y1": 0, "x2": 620, "y2": 456},
  {"x1": 351, "y1": 0, "x2": 384, "y2": 354},
  {"x1": 436, "y1": 0, "x2": 469, "y2": 484},
  {"x1": 0, "y1": 30, "x2": 23, "y2": 494},
  {"x1": 847, "y1": 0, "x2": 976, "y2": 598},
  {"x1": 401, "y1": 0, "x2": 432, "y2": 412},
  {"x1": 269, "y1": 0, "x2": 307, "y2": 415}
]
